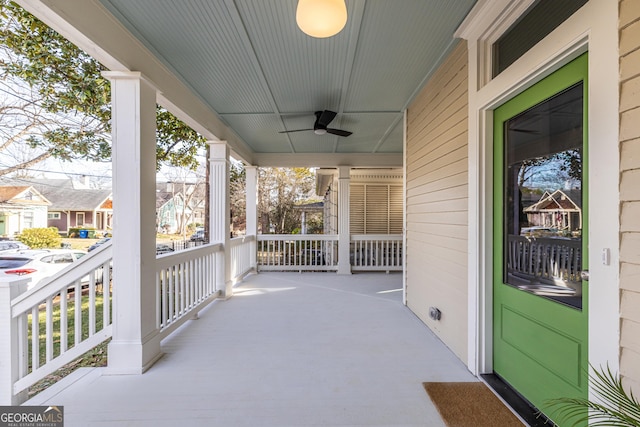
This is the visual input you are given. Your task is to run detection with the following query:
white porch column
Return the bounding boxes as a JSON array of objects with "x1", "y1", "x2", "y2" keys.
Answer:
[
  {"x1": 337, "y1": 166, "x2": 351, "y2": 275},
  {"x1": 0, "y1": 278, "x2": 29, "y2": 405},
  {"x1": 246, "y1": 166, "x2": 258, "y2": 237},
  {"x1": 209, "y1": 142, "x2": 232, "y2": 297},
  {"x1": 103, "y1": 71, "x2": 161, "y2": 374},
  {"x1": 245, "y1": 166, "x2": 258, "y2": 270}
]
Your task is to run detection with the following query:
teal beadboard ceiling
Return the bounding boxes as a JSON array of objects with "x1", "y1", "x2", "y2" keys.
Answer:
[{"x1": 96, "y1": 0, "x2": 476, "y2": 162}]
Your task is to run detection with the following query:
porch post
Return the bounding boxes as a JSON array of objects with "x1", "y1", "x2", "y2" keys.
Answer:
[
  {"x1": 245, "y1": 166, "x2": 258, "y2": 270},
  {"x1": 337, "y1": 166, "x2": 351, "y2": 274},
  {"x1": 103, "y1": 71, "x2": 161, "y2": 374},
  {"x1": 208, "y1": 141, "x2": 232, "y2": 297},
  {"x1": 0, "y1": 278, "x2": 29, "y2": 405}
]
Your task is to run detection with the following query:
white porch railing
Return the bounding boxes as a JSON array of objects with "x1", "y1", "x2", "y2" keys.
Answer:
[
  {"x1": 229, "y1": 235, "x2": 257, "y2": 282},
  {"x1": 1, "y1": 241, "x2": 113, "y2": 404},
  {"x1": 256, "y1": 234, "x2": 403, "y2": 272},
  {"x1": 257, "y1": 235, "x2": 338, "y2": 271},
  {"x1": 507, "y1": 235, "x2": 582, "y2": 283},
  {"x1": 1, "y1": 236, "x2": 259, "y2": 404},
  {"x1": 156, "y1": 244, "x2": 222, "y2": 339},
  {"x1": 1, "y1": 232, "x2": 401, "y2": 403},
  {"x1": 351, "y1": 234, "x2": 403, "y2": 272},
  {"x1": 156, "y1": 237, "x2": 257, "y2": 339}
]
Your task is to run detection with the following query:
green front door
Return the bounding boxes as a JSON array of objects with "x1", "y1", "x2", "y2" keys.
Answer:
[{"x1": 493, "y1": 53, "x2": 588, "y2": 422}]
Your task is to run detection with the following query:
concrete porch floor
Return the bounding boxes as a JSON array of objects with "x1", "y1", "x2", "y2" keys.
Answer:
[{"x1": 27, "y1": 272, "x2": 476, "y2": 426}]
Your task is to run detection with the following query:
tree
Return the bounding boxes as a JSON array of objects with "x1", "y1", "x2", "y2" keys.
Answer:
[
  {"x1": 229, "y1": 160, "x2": 246, "y2": 234},
  {"x1": 0, "y1": 0, "x2": 205, "y2": 175},
  {"x1": 258, "y1": 167, "x2": 318, "y2": 234}
]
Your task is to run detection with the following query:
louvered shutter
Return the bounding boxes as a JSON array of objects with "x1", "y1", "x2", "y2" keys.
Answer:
[
  {"x1": 365, "y1": 185, "x2": 389, "y2": 233},
  {"x1": 389, "y1": 185, "x2": 403, "y2": 233},
  {"x1": 350, "y1": 184, "x2": 365, "y2": 234}
]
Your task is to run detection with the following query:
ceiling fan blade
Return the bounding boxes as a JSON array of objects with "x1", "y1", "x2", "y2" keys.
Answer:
[
  {"x1": 326, "y1": 128, "x2": 352, "y2": 137},
  {"x1": 278, "y1": 129, "x2": 313, "y2": 133},
  {"x1": 317, "y1": 110, "x2": 337, "y2": 127}
]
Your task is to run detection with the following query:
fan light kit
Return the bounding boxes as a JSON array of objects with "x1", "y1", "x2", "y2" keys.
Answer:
[{"x1": 296, "y1": 0, "x2": 347, "y2": 38}]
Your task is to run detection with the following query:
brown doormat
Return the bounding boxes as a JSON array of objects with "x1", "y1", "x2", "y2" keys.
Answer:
[{"x1": 424, "y1": 382, "x2": 524, "y2": 427}]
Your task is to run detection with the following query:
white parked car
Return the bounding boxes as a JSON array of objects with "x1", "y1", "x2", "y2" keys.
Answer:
[
  {"x1": 0, "y1": 241, "x2": 29, "y2": 253},
  {"x1": 0, "y1": 249, "x2": 88, "y2": 290}
]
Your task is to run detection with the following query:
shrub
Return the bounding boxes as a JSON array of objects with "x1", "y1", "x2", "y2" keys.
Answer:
[{"x1": 17, "y1": 227, "x2": 62, "y2": 249}]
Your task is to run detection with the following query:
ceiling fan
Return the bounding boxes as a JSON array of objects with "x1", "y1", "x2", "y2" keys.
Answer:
[{"x1": 279, "y1": 110, "x2": 352, "y2": 137}]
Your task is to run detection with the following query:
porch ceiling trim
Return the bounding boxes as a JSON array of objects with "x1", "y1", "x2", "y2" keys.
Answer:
[{"x1": 252, "y1": 153, "x2": 403, "y2": 168}]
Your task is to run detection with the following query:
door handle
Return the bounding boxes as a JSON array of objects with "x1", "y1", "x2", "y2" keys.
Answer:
[{"x1": 580, "y1": 270, "x2": 589, "y2": 281}]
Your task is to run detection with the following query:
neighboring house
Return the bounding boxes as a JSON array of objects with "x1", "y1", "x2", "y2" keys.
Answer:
[
  {"x1": 524, "y1": 189, "x2": 582, "y2": 232},
  {"x1": 156, "y1": 183, "x2": 187, "y2": 234},
  {"x1": 292, "y1": 201, "x2": 323, "y2": 234},
  {"x1": 0, "y1": 186, "x2": 49, "y2": 236},
  {"x1": 2, "y1": 179, "x2": 113, "y2": 235},
  {"x1": 156, "y1": 182, "x2": 205, "y2": 234}
]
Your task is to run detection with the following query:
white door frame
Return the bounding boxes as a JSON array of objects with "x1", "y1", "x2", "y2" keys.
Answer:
[{"x1": 458, "y1": 0, "x2": 620, "y2": 379}]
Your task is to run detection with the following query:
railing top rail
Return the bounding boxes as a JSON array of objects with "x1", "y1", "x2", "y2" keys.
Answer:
[
  {"x1": 156, "y1": 242, "x2": 223, "y2": 269},
  {"x1": 351, "y1": 234, "x2": 403, "y2": 240},
  {"x1": 508, "y1": 234, "x2": 581, "y2": 248},
  {"x1": 257, "y1": 234, "x2": 338, "y2": 241},
  {"x1": 229, "y1": 235, "x2": 256, "y2": 247}
]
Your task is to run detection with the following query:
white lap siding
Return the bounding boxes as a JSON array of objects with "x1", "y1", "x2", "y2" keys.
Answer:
[
  {"x1": 405, "y1": 41, "x2": 468, "y2": 361},
  {"x1": 620, "y1": 0, "x2": 640, "y2": 396}
]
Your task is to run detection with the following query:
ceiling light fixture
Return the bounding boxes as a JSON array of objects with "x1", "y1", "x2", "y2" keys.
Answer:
[{"x1": 296, "y1": 0, "x2": 347, "y2": 38}]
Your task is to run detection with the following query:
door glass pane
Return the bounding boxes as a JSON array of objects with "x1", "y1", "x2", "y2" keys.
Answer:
[{"x1": 503, "y1": 82, "x2": 583, "y2": 309}]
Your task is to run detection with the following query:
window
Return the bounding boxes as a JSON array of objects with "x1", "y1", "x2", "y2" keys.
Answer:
[
  {"x1": 350, "y1": 184, "x2": 403, "y2": 234},
  {"x1": 76, "y1": 212, "x2": 85, "y2": 226},
  {"x1": 48, "y1": 212, "x2": 61, "y2": 220},
  {"x1": 492, "y1": 0, "x2": 588, "y2": 77},
  {"x1": 502, "y1": 82, "x2": 583, "y2": 309},
  {"x1": 23, "y1": 212, "x2": 34, "y2": 229}
]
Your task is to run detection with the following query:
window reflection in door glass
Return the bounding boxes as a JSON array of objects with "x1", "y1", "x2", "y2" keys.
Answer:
[{"x1": 504, "y1": 82, "x2": 583, "y2": 309}]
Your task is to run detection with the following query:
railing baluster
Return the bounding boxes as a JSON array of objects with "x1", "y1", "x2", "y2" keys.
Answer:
[
  {"x1": 156, "y1": 272, "x2": 161, "y2": 329},
  {"x1": 60, "y1": 288, "x2": 68, "y2": 353},
  {"x1": 31, "y1": 306, "x2": 39, "y2": 371},
  {"x1": 102, "y1": 265, "x2": 110, "y2": 330},
  {"x1": 180, "y1": 263, "x2": 186, "y2": 315},
  {"x1": 74, "y1": 282, "x2": 82, "y2": 346},
  {"x1": 89, "y1": 276, "x2": 96, "y2": 337},
  {"x1": 161, "y1": 269, "x2": 167, "y2": 327},
  {"x1": 45, "y1": 298, "x2": 53, "y2": 363},
  {"x1": 18, "y1": 313, "x2": 28, "y2": 378},
  {"x1": 168, "y1": 266, "x2": 175, "y2": 323}
]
